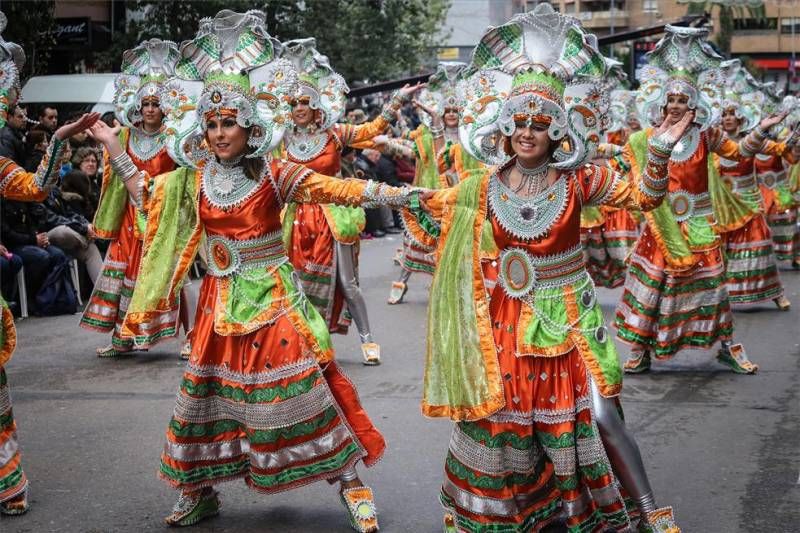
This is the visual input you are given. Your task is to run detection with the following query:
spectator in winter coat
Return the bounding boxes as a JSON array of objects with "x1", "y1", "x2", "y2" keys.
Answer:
[
  {"x1": 0, "y1": 104, "x2": 27, "y2": 164},
  {"x1": 0, "y1": 198, "x2": 68, "y2": 302},
  {"x1": 40, "y1": 176, "x2": 103, "y2": 282}
]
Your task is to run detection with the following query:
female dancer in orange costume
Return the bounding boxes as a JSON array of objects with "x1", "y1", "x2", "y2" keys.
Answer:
[
  {"x1": 404, "y1": 6, "x2": 687, "y2": 531},
  {"x1": 80, "y1": 39, "x2": 189, "y2": 357},
  {"x1": 614, "y1": 26, "x2": 784, "y2": 374},
  {"x1": 0, "y1": 12, "x2": 100, "y2": 514},
  {"x1": 89, "y1": 11, "x2": 418, "y2": 531},
  {"x1": 715, "y1": 59, "x2": 796, "y2": 310},
  {"x1": 280, "y1": 38, "x2": 420, "y2": 365}
]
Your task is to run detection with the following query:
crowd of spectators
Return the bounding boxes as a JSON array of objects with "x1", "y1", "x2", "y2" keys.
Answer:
[
  {"x1": 0, "y1": 96, "x2": 422, "y2": 317},
  {"x1": 0, "y1": 104, "x2": 104, "y2": 316}
]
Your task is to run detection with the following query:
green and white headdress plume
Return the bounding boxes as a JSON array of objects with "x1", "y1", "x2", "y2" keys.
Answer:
[
  {"x1": 114, "y1": 39, "x2": 180, "y2": 129},
  {"x1": 0, "y1": 12, "x2": 25, "y2": 129},
  {"x1": 600, "y1": 56, "x2": 634, "y2": 134},
  {"x1": 635, "y1": 25, "x2": 723, "y2": 130},
  {"x1": 608, "y1": 90, "x2": 638, "y2": 133},
  {"x1": 717, "y1": 58, "x2": 761, "y2": 133},
  {"x1": 458, "y1": 2, "x2": 605, "y2": 169},
  {"x1": 416, "y1": 61, "x2": 466, "y2": 128},
  {"x1": 160, "y1": 9, "x2": 298, "y2": 168},
  {"x1": 280, "y1": 38, "x2": 348, "y2": 131}
]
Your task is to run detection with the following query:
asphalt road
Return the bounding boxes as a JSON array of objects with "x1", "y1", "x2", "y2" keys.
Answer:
[{"x1": 2, "y1": 234, "x2": 799, "y2": 533}]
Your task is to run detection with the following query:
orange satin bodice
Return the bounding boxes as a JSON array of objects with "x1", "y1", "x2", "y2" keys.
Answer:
[{"x1": 199, "y1": 160, "x2": 283, "y2": 241}]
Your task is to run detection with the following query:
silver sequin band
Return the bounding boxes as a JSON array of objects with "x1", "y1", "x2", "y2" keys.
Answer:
[{"x1": 110, "y1": 151, "x2": 140, "y2": 183}]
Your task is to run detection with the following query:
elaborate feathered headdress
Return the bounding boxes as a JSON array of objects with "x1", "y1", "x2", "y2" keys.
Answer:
[
  {"x1": 160, "y1": 10, "x2": 298, "y2": 168},
  {"x1": 114, "y1": 39, "x2": 180, "y2": 129},
  {"x1": 415, "y1": 61, "x2": 466, "y2": 128},
  {"x1": 635, "y1": 25, "x2": 723, "y2": 130},
  {"x1": 280, "y1": 38, "x2": 348, "y2": 130},
  {"x1": 457, "y1": 3, "x2": 606, "y2": 168},
  {"x1": 716, "y1": 58, "x2": 761, "y2": 133},
  {"x1": 0, "y1": 12, "x2": 25, "y2": 128}
]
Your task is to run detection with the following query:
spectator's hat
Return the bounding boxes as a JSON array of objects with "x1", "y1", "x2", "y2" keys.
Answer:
[
  {"x1": 457, "y1": 3, "x2": 606, "y2": 169},
  {"x1": 159, "y1": 10, "x2": 298, "y2": 169},
  {"x1": 635, "y1": 25, "x2": 723, "y2": 130},
  {"x1": 0, "y1": 12, "x2": 25, "y2": 128},
  {"x1": 415, "y1": 61, "x2": 465, "y2": 128},
  {"x1": 114, "y1": 39, "x2": 180, "y2": 130},
  {"x1": 281, "y1": 38, "x2": 349, "y2": 130}
]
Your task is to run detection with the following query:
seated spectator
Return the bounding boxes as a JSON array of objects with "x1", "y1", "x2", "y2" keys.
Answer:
[
  {"x1": 1, "y1": 198, "x2": 69, "y2": 310},
  {"x1": 72, "y1": 146, "x2": 102, "y2": 213},
  {"x1": 0, "y1": 243, "x2": 23, "y2": 311},
  {"x1": 40, "y1": 172, "x2": 103, "y2": 282},
  {"x1": 23, "y1": 129, "x2": 49, "y2": 172},
  {"x1": 0, "y1": 103, "x2": 27, "y2": 164},
  {"x1": 61, "y1": 169, "x2": 96, "y2": 220}
]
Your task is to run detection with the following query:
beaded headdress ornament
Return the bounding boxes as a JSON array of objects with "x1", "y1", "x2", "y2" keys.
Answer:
[
  {"x1": 635, "y1": 25, "x2": 723, "y2": 130},
  {"x1": 716, "y1": 58, "x2": 761, "y2": 133},
  {"x1": 114, "y1": 39, "x2": 180, "y2": 129},
  {"x1": 458, "y1": 3, "x2": 606, "y2": 168},
  {"x1": 416, "y1": 61, "x2": 466, "y2": 128},
  {"x1": 280, "y1": 38, "x2": 348, "y2": 131},
  {"x1": 0, "y1": 12, "x2": 25, "y2": 129},
  {"x1": 160, "y1": 10, "x2": 298, "y2": 168}
]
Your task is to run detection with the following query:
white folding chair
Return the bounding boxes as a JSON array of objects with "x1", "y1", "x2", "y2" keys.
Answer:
[
  {"x1": 69, "y1": 258, "x2": 83, "y2": 306},
  {"x1": 16, "y1": 265, "x2": 28, "y2": 318}
]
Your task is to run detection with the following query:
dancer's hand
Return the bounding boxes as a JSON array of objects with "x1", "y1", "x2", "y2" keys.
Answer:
[
  {"x1": 759, "y1": 111, "x2": 788, "y2": 131},
  {"x1": 419, "y1": 190, "x2": 435, "y2": 215},
  {"x1": 54, "y1": 112, "x2": 101, "y2": 141},
  {"x1": 87, "y1": 120, "x2": 121, "y2": 150},
  {"x1": 397, "y1": 82, "x2": 424, "y2": 102},
  {"x1": 656, "y1": 110, "x2": 694, "y2": 144}
]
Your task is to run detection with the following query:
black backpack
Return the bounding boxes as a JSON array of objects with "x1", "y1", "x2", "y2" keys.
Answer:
[{"x1": 35, "y1": 257, "x2": 78, "y2": 315}]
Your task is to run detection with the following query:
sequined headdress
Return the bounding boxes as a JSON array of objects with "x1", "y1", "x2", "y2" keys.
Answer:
[
  {"x1": 0, "y1": 12, "x2": 25, "y2": 128},
  {"x1": 458, "y1": 3, "x2": 606, "y2": 168},
  {"x1": 114, "y1": 39, "x2": 180, "y2": 129},
  {"x1": 635, "y1": 25, "x2": 723, "y2": 130},
  {"x1": 280, "y1": 38, "x2": 348, "y2": 131},
  {"x1": 416, "y1": 61, "x2": 466, "y2": 128},
  {"x1": 160, "y1": 10, "x2": 298, "y2": 168},
  {"x1": 717, "y1": 58, "x2": 761, "y2": 133}
]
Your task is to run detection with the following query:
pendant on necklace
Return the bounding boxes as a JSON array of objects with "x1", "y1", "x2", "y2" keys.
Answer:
[{"x1": 520, "y1": 206, "x2": 536, "y2": 221}]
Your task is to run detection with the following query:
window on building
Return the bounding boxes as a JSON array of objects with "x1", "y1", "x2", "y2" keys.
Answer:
[
  {"x1": 781, "y1": 17, "x2": 800, "y2": 34},
  {"x1": 643, "y1": 0, "x2": 658, "y2": 12},
  {"x1": 733, "y1": 17, "x2": 778, "y2": 31}
]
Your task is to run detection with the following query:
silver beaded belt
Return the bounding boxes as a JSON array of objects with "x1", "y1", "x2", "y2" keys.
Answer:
[
  {"x1": 205, "y1": 230, "x2": 287, "y2": 278},
  {"x1": 498, "y1": 244, "x2": 586, "y2": 298},
  {"x1": 726, "y1": 173, "x2": 757, "y2": 193},
  {"x1": 757, "y1": 170, "x2": 786, "y2": 190},
  {"x1": 668, "y1": 190, "x2": 712, "y2": 222}
]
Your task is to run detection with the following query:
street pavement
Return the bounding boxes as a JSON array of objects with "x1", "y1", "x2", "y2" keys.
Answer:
[{"x1": 2, "y1": 234, "x2": 799, "y2": 533}]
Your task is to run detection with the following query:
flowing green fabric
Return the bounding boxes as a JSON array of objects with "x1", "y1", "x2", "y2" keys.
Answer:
[
  {"x1": 221, "y1": 263, "x2": 332, "y2": 352},
  {"x1": 708, "y1": 156, "x2": 759, "y2": 232},
  {"x1": 423, "y1": 172, "x2": 501, "y2": 420},
  {"x1": 282, "y1": 202, "x2": 298, "y2": 250},
  {"x1": 323, "y1": 204, "x2": 366, "y2": 241},
  {"x1": 629, "y1": 131, "x2": 695, "y2": 266},
  {"x1": 93, "y1": 129, "x2": 132, "y2": 238},
  {"x1": 414, "y1": 126, "x2": 442, "y2": 189},
  {"x1": 456, "y1": 145, "x2": 485, "y2": 182},
  {"x1": 126, "y1": 168, "x2": 199, "y2": 316}
]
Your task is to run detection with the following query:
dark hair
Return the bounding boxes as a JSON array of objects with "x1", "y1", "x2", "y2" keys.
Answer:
[
  {"x1": 38, "y1": 106, "x2": 57, "y2": 118},
  {"x1": 26, "y1": 129, "x2": 48, "y2": 147},
  {"x1": 62, "y1": 169, "x2": 91, "y2": 197}
]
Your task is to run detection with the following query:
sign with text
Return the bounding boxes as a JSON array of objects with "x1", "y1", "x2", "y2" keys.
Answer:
[{"x1": 55, "y1": 18, "x2": 90, "y2": 46}]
